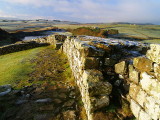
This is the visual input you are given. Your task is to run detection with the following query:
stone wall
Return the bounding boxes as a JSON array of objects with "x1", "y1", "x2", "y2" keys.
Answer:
[
  {"x1": 1, "y1": 34, "x2": 159, "y2": 120},
  {"x1": 63, "y1": 36, "x2": 112, "y2": 120},
  {"x1": 0, "y1": 34, "x2": 65, "y2": 55},
  {"x1": 115, "y1": 44, "x2": 160, "y2": 120},
  {"x1": 62, "y1": 35, "x2": 149, "y2": 120},
  {"x1": 0, "y1": 41, "x2": 49, "y2": 55}
]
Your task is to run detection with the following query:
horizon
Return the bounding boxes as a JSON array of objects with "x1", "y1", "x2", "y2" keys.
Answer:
[{"x1": 0, "y1": 0, "x2": 160, "y2": 24}]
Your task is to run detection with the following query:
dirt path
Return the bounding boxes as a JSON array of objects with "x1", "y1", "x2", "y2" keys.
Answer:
[{"x1": 0, "y1": 46, "x2": 87, "y2": 120}]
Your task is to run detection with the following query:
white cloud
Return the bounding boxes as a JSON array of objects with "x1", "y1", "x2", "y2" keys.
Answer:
[{"x1": 1, "y1": 0, "x2": 160, "y2": 23}]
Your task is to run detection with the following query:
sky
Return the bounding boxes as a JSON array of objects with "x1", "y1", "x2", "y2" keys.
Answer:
[{"x1": 0, "y1": 0, "x2": 160, "y2": 24}]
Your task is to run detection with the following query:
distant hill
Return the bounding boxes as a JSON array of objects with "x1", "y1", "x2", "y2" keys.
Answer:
[
  {"x1": 110, "y1": 22, "x2": 154, "y2": 25},
  {"x1": 0, "y1": 17, "x2": 80, "y2": 25}
]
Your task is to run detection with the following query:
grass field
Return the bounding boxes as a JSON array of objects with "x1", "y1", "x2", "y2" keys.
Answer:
[
  {"x1": 0, "y1": 19, "x2": 160, "y2": 44},
  {"x1": 0, "y1": 46, "x2": 47, "y2": 87},
  {"x1": 55, "y1": 24, "x2": 160, "y2": 44}
]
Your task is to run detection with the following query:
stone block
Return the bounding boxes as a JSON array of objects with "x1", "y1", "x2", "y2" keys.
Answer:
[
  {"x1": 91, "y1": 96, "x2": 110, "y2": 112},
  {"x1": 88, "y1": 81, "x2": 112, "y2": 96},
  {"x1": 140, "y1": 72, "x2": 160, "y2": 101},
  {"x1": 136, "y1": 89, "x2": 147, "y2": 107},
  {"x1": 115, "y1": 61, "x2": 127, "y2": 74},
  {"x1": 146, "y1": 44, "x2": 160, "y2": 64},
  {"x1": 133, "y1": 57, "x2": 153, "y2": 72},
  {"x1": 129, "y1": 65, "x2": 140, "y2": 84},
  {"x1": 82, "y1": 70, "x2": 104, "y2": 88},
  {"x1": 95, "y1": 43, "x2": 111, "y2": 52},
  {"x1": 139, "y1": 109, "x2": 152, "y2": 120},
  {"x1": 144, "y1": 96, "x2": 160, "y2": 120},
  {"x1": 130, "y1": 99, "x2": 141, "y2": 118},
  {"x1": 154, "y1": 63, "x2": 160, "y2": 81},
  {"x1": 84, "y1": 57, "x2": 100, "y2": 69},
  {"x1": 80, "y1": 44, "x2": 105, "y2": 57},
  {"x1": 129, "y1": 83, "x2": 141, "y2": 101}
]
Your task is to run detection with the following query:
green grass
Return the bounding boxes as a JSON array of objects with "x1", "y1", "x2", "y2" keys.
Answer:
[
  {"x1": 0, "y1": 46, "x2": 47, "y2": 87},
  {"x1": 56, "y1": 24, "x2": 160, "y2": 44}
]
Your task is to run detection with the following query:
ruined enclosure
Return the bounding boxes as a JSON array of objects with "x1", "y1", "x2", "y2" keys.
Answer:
[{"x1": 0, "y1": 34, "x2": 160, "y2": 120}]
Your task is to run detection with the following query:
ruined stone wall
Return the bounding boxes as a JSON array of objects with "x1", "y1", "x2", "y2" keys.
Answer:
[
  {"x1": 0, "y1": 35, "x2": 64, "y2": 55},
  {"x1": 63, "y1": 36, "x2": 112, "y2": 120},
  {"x1": 115, "y1": 44, "x2": 160, "y2": 120},
  {"x1": 0, "y1": 41, "x2": 49, "y2": 55},
  {"x1": 1, "y1": 34, "x2": 160, "y2": 120}
]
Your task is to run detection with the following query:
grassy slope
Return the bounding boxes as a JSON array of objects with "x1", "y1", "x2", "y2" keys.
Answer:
[{"x1": 0, "y1": 46, "x2": 47, "y2": 86}]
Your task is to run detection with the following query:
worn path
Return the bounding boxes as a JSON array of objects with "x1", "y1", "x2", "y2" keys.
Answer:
[{"x1": 0, "y1": 46, "x2": 86, "y2": 120}]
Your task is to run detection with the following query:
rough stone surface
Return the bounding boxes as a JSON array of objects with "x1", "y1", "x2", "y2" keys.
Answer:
[
  {"x1": 133, "y1": 57, "x2": 153, "y2": 72},
  {"x1": 89, "y1": 81, "x2": 112, "y2": 96},
  {"x1": 115, "y1": 61, "x2": 127, "y2": 74},
  {"x1": 130, "y1": 99, "x2": 141, "y2": 118},
  {"x1": 136, "y1": 89, "x2": 147, "y2": 107},
  {"x1": 129, "y1": 83, "x2": 141, "y2": 101},
  {"x1": 129, "y1": 65, "x2": 139, "y2": 84},
  {"x1": 139, "y1": 110, "x2": 152, "y2": 120},
  {"x1": 91, "y1": 96, "x2": 110, "y2": 111},
  {"x1": 154, "y1": 63, "x2": 160, "y2": 81},
  {"x1": 144, "y1": 96, "x2": 160, "y2": 120},
  {"x1": 84, "y1": 57, "x2": 100, "y2": 69},
  {"x1": 146, "y1": 44, "x2": 160, "y2": 64},
  {"x1": 140, "y1": 72, "x2": 160, "y2": 101}
]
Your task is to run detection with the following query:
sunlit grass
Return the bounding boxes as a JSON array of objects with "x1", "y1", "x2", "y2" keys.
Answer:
[{"x1": 0, "y1": 46, "x2": 47, "y2": 86}]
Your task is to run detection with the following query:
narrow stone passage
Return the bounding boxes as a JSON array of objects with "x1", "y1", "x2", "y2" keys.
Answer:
[{"x1": 0, "y1": 46, "x2": 87, "y2": 120}]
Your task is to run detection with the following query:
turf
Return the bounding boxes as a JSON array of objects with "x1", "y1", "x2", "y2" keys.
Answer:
[{"x1": 0, "y1": 46, "x2": 47, "y2": 86}]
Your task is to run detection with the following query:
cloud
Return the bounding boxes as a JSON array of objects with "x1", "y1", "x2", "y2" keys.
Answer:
[
  {"x1": 1, "y1": 0, "x2": 160, "y2": 23},
  {"x1": 0, "y1": 10, "x2": 15, "y2": 18}
]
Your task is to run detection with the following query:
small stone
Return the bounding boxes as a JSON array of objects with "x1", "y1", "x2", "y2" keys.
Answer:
[
  {"x1": 62, "y1": 110, "x2": 76, "y2": 120},
  {"x1": 129, "y1": 65, "x2": 140, "y2": 84},
  {"x1": 91, "y1": 96, "x2": 110, "y2": 111},
  {"x1": 58, "y1": 93, "x2": 67, "y2": 99},
  {"x1": 89, "y1": 81, "x2": 112, "y2": 96},
  {"x1": 53, "y1": 99, "x2": 62, "y2": 104},
  {"x1": 63, "y1": 99, "x2": 75, "y2": 107},
  {"x1": 114, "y1": 80, "x2": 122, "y2": 86},
  {"x1": 35, "y1": 98, "x2": 52, "y2": 103},
  {"x1": 15, "y1": 100, "x2": 28, "y2": 105},
  {"x1": 25, "y1": 94, "x2": 30, "y2": 98}
]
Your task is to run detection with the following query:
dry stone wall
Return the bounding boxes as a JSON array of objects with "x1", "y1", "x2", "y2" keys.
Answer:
[
  {"x1": 1, "y1": 34, "x2": 159, "y2": 120},
  {"x1": 63, "y1": 36, "x2": 112, "y2": 120},
  {"x1": 115, "y1": 44, "x2": 160, "y2": 120}
]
